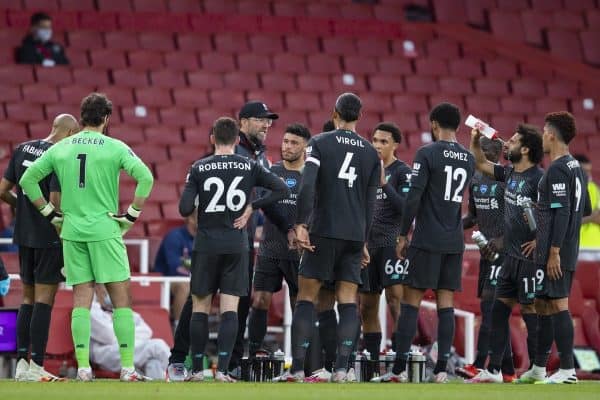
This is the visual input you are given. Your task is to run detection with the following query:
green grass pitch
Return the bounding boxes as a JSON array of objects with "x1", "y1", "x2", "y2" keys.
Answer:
[{"x1": 2, "y1": 380, "x2": 599, "y2": 400}]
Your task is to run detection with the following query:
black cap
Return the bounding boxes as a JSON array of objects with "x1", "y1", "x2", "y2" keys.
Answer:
[{"x1": 238, "y1": 101, "x2": 279, "y2": 120}]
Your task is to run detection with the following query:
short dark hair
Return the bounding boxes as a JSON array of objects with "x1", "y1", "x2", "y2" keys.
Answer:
[
  {"x1": 212, "y1": 117, "x2": 239, "y2": 145},
  {"x1": 30, "y1": 12, "x2": 51, "y2": 26},
  {"x1": 374, "y1": 122, "x2": 402, "y2": 144},
  {"x1": 545, "y1": 111, "x2": 576, "y2": 144},
  {"x1": 516, "y1": 123, "x2": 543, "y2": 164},
  {"x1": 573, "y1": 154, "x2": 590, "y2": 164},
  {"x1": 285, "y1": 123, "x2": 311, "y2": 141},
  {"x1": 480, "y1": 136, "x2": 502, "y2": 156},
  {"x1": 334, "y1": 92, "x2": 362, "y2": 122},
  {"x1": 80, "y1": 93, "x2": 112, "y2": 127},
  {"x1": 429, "y1": 102, "x2": 461, "y2": 130},
  {"x1": 322, "y1": 120, "x2": 335, "y2": 132}
]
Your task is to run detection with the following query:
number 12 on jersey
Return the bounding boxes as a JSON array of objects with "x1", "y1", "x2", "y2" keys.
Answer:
[
  {"x1": 443, "y1": 165, "x2": 467, "y2": 202},
  {"x1": 338, "y1": 152, "x2": 358, "y2": 188}
]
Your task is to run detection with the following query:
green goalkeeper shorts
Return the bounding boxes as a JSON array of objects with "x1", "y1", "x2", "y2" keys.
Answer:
[{"x1": 63, "y1": 237, "x2": 130, "y2": 285}]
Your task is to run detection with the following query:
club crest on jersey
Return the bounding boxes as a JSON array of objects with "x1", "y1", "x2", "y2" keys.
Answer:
[
  {"x1": 286, "y1": 178, "x2": 297, "y2": 188},
  {"x1": 490, "y1": 184, "x2": 497, "y2": 196},
  {"x1": 509, "y1": 179, "x2": 517, "y2": 190},
  {"x1": 480, "y1": 184, "x2": 488, "y2": 194}
]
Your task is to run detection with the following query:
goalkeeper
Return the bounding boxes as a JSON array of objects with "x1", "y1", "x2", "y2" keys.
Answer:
[{"x1": 20, "y1": 93, "x2": 154, "y2": 382}]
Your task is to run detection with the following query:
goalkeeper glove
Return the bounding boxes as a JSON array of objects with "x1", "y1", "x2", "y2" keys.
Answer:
[
  {"x1": 39, "y1": 203, "x2": 63, "y2": 227},
  {"x1": 108, "y1": 205, "x2": 141, "y2": 234},
  {"x1": 0, "y1": 277, "x2": 10, "y2": 296}
]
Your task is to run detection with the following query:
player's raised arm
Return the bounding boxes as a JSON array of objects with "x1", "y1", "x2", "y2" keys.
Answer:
[{"x1": 470, "y1": 129, "x2": 497, "y2": 178}]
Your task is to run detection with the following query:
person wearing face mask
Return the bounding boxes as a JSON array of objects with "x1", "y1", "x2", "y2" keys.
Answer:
[{"x1": 16, "y1": 12, "x2": 69, "y2": 66}]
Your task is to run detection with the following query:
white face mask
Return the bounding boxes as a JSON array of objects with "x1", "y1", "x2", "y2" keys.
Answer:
[{"x1": 36, "y1": 28, "x2": 52, "y2": 43}]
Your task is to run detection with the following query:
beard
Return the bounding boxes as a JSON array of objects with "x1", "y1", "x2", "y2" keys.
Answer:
[
  {"x1": 504, "y1": 148, "x2": 522, "y2": 163},
  {"x1": 281, "y1": 151, "x2": 301, "y2": 163}
]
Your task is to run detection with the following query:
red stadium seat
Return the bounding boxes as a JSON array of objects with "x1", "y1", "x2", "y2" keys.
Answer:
[
  {"x1": 121, "y1": 106, "x2": 160, "y2": 127},
  {"x1": 59, "y1": 85, "x2": 94, "y2": 105},
  {"x1": 155, "y1": 161, "x2": 190, "y2": 184},
  {"x1": 475, "y1": 78, "x2": 510, "y2": 96},
  {"x1": 465, "y1": 95, "x2": 500, "y2": 115},
  {"x1": 405, "y1": 76, "x2": 438, "y2": 94},
  {"x1": 273, "y1": 2, "x2": 305, "y2": 17},
  {"x1": 203, "y1": 0, "x2": 238, "y2": 14},
  {"x1": 237, "y1": 53, "x2": 272, "y2": 73},
  {"x1": 200, "y1": 53, "x2": 237, "y2": 73},
  {"x1": 134, "y1": 87, "x2": 173, "y2": 107},
  {"x1": 322, "y1": 37, "x2": 357, "y2": 56},
  {"x1": 164, "y1": 52, "x2": 199, "y2": 71},
  {"x1": 96, "y1": 86, "x2": 135, "y2": 107},
  {"x1": 224, "y1": 71, "x2": 260, "y2": 90},
  {"x1": 484, "y1": 59, "x2": 519, "y2": 79},
  {"x1": 272, "y1": 53, "x2": 307, "y2": 74},
  {"x1": 159, "y1": 107, "x2": 198, "y2": 128},
  {"x1": 307, "y1": 54, "x2": 342, "y2": 74},
  {"x1": 128, "y1": 50, "x2": 165, "y2": 70},
  {"x1": 168, "y1": 0, "x2": 202, "y2": 13},
  {"x1": 172, "y1": 88, "x2": 210, "y2": 108},
  {"x1": 297, "y1": 74, "x2": 331, "y2": 92},
  {"x1": 285, "y1": 92, "x2": 322, "y2": 112},
  {"x1": 432, "y1": 0, "x2": 468, "y2": 24},
  {"x1": 547, "y1": 29, "x2": 584, "y2": 62},
  {"x1": 79, "y1": 11, "x2": 118, "y2": 31},
  {"x1": 426, "y1": 38, "x2": 461, "y2": 59},
  {"x1": 0, "y1": 84, "x2": 21, "y2": 103},
  {"x1": 176, "y1": 33, "x2": 212, "y2": 53},
  {"x1": 207, "y1": 89, "x2": 243, "y2": 109},
  {"x1": 284, "y1": 35, "x2": 320, "y2": 55},
  {"x1": 449, "y1": 59, "x2": 483, "y2": 78},
  {"x1": 149, "y1": 69, "x2": 186, "y2": 88},
  {"x1": 369, "y1": 75, "x2": 404, "y2": 93},
  {"x1": 499, "y1": 97, "x2": 535, "y2": 114},
  {"x1": 187, "y1": 71, "x2": 225, "y2": 90},
  {"x1": 46, "y1": 307, "x2": 74, "y2": 356},
  {"x1": 132, "y1": 0, "x2": 167, "y2": 12},
  {"x1": 534, "y1": 98, "x2": 569, "y2": 114},
  {"x1": 104, "y1": 31, "x2": 139, "y2": 51},
  {"x1": 67, "y1": 30, "x2": 104, "y2": 49},
  {"x1": 330, "y1": 74, "x2": 368, "y2": 92},
  {"x1": 214, "y1": 32, "x2": 251, "y2": 54},
  {"x1": 546, "y1": 81, "x2": 579, "y2": 98},
  {"x1": 90, "y1": 49, "x2": 128, "y2": 69},
  {"x1": 260, "y1": 72, "x2": 297, "y2": 91},
  {"x1": 135, "y1": 306, "x2": 174, "y2": 348},
  {"x1": 246, "y1": 90, "x2": 285, "y2": 110},
  {"x1": 5, "y1": 103, "x2": 45, "y2": 122},
  {"x1": 34, "y1": 66, "x2": 72, "y2": 85},
  {"x1": 0, "y1": 65, "x2": 33, "y2": 85},
  {"x1": 72, "y1": 67, "x2": 110, "y2": 86},
  {"x1": 340, "y1": 2, "x2": 375, "y2": 20},
  {"x1": 112, "y1": 68, "x2": 150, "y2": 88},
  {"x1": 111, "y1": 124, "x2": 145, "y2": 144},
  {"x1": 490, "y1": 11, "x2": 526, "y2": 43},
  {"x1": 581, "y1": 31, "x2": 600, "y2": 66},
  {"x1": 392, "y1": 94, "x2": 429, "y2": 115},
  {"x1": 144, "y1": 126, "x2": 183, "y2": 147},
  {"x1": 415, "y1": 58, "x2": 450, "y2": 76},
  {"x1": 439, "y1": 77, "x2": 473, "y2": 95},
  {"x1": 97, "y1": 0, "x2": 133, "y2": 12},
  {"x1": 59, "y1": 0, "x2": 95, "y2": 11},
  {"x1": 249, "y1": 34, "x2": 285, "y2": 55},
  {"x1": 22, "y1": 83, "x2": 59, "y2": 104},
  {"x1": 138, "y1": 32, "x2": 176, "y2": 52},
  {"x1": 521, "y1": 10, "x2": 550, "y2": 47},
  {"x1": 130, "y1": 282, "x2": 162, "y2": 307},
  {"x1": 0, "y1": 121, "x2": 29, "y2": 143},
  {"x1": 511, "y1": 79, "x2": 546, "y2": 98}
]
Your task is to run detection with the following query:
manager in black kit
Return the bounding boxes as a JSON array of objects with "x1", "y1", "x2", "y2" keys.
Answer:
[
  {"x1": 178, "y1": 117, "x2": 289, "y2": 383},
  {"x1": 277, "y1": 93, "x2": 380, "y2": 383}
]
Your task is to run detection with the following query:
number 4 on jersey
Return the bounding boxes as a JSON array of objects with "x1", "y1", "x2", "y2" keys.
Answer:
[{"x1": 338, "y1": 152, "x2": 358, "y2": 188}]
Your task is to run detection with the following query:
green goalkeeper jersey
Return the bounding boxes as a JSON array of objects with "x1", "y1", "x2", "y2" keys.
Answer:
[{"x1": 20, "y1": 130, "x2": 154, "y2": 242}]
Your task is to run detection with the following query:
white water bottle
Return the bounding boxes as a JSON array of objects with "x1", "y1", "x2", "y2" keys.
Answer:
[
  {"x1": 465, "y1": 114, "x2": 501, "y2": 141},
  {"x1": 472, "y1": 231, "x2": 500, "y2": 261}
]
